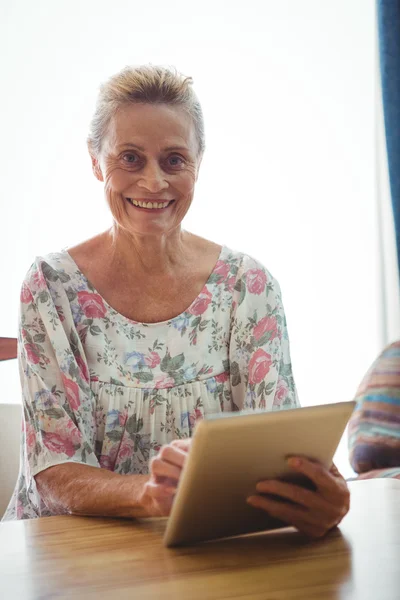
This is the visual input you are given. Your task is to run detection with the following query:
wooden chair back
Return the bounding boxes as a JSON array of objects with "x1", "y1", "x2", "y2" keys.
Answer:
[{"x1": 0, "y1": 338, "x2": 18, "y2": 361}]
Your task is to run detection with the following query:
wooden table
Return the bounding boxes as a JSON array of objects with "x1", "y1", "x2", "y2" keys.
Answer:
[{"x1": 1, "y1": 479, "x2": 399, "y2": 600}]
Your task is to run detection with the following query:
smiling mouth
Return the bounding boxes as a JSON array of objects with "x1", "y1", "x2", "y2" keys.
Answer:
[{"x1": 126, "y1": 198, "x2": 174, "y2": 210}]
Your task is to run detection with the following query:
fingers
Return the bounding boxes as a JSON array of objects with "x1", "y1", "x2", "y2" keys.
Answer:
[
  {"x1": 246, "y1": 494, "x2": 339, "y2": 537},
  {"x1": 149, "y1": 442, "x2": 189, "y2": 481},
  {"x1": 142, "y1": 440, "x2": 192, "y2": 517},
  {"x1": 255, "y1": 479, "x2": 336, "y2": 517},
  {"x1": 249, "y1": 460, "x2": 350, "y2": 538},
  {"x1": 170, "y1": 439, "x2": 192, "y2": 452},
  {"x1": 142, "y1": 481, "x2": 175, "y2": 517},
  {"x1": 150, "y1": 456, "x2": 182, "y2": 482},
  {"x1": 159, "y1": 443, "x2": 189, "y2": 468},
  {"x1": 329, "y1": 462, "x2": 342, "y2": 478},
  {"x1": 145, "y1": 480, "x2": 174, "y2": 499},
  {"x1": 287, "y1": 457, "x2": 349, "y2": 503},
  {"x1": 154, "y1": 475, "x2": 178, "y2": 491}
]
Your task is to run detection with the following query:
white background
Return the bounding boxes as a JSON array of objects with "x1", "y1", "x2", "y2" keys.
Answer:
[{"x1": 0, "y1": 0, "x2": 377, "y2": 476}]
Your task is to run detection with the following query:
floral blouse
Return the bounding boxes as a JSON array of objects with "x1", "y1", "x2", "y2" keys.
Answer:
[{"x1": 3, "y1": 245, "x2": 299, "y2": 520}]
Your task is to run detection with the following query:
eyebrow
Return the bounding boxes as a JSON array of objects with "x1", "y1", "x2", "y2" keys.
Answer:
[{"x1": 118, "y1": 143, "x2": 190, "y2": 152}]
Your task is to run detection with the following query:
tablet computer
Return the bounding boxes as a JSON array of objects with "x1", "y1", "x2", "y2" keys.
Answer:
[{"x1": 163, "y1": 401, "x2": 355, "y2": 547}]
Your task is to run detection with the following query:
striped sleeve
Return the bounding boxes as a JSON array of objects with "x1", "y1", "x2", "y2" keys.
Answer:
[{"x1": 348, "y1": 341, "x2": 400, "y2": 478}]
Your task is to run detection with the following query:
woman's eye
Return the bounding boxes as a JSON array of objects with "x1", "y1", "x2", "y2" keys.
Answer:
[
  {"x1": 122, "y1": 153, "x2": 138, "y2": 164},
  {"x1": 167, "y1": 155, "x2": 185, "y2": 168}
]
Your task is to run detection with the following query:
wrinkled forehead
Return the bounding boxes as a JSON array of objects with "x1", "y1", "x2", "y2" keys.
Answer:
[{"x1": 104, "y1": 102, "x2": 198, "y2": 155}]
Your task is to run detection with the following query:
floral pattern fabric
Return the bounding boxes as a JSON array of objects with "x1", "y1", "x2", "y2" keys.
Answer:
[{"x1": 3, "y1": 245, "x2": 299, "y2": 520}]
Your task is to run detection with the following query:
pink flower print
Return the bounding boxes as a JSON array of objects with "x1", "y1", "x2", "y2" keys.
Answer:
[
  {"x1": 57, "y1": 419, "x2": 82, "y2": 445},
  {"x1": 25, "y1": 421, "x2": 37, "y2": 454},
  {"x1": 145, "y1": 352, "x2": 161, "y2": 368},
  {"x1": 32, "y1": 268, "x2": 47, "y2": 290},
  {"x1": 76, "y1": 355, "x2": 90, "y2": 383},
  {"x1": 100, "y1": 446, "x2": 118, "y2": 471},
  {"x1": 17, "y1": 499, "x2": 24, "y2": 519},
  {"x1": 189, "y1": 408, "x2": 203, "y2": 429},
  {"x1": 100, "y1": 455, "x2": 114, "y2": 470},
  {"x1": 154, "y1": 376, "x2": 175, "y2": 389},
  {"x1": 61, "y1": 375, "x2": 81, "y2": 411},
  {"x1": 118, "y1": 438, "x2": 134, "y2": 460},
  {"x1": 119, "y1": 411, "x2": 128, "y2": 427},
  {"x1": 188, "y1": 288, "x2": 212, "y2": 316},
  {"x1": 55, "y1": 305, "x2": 65, "y2": 322},
  {"x1": 214, "y1": 260, "x2": 230, "y2": 280},
  {"x1": 253, "y1": 316, "x2": 278, "y2": 341},
  {"x1": 226, "y1": 276, "x2": 236, "y2": 292},
  {"x1": 77, "y1": 291, "x2": 107, "y2": 318},
  {"x1": 20, "y1": 284, "x2": 33, "y2": 304},
  {"x1": 246, "y1": 269, "x2": 267, "y2": 295},
  {"x1": 215, "y1": 372, "x2": 229, "y2": 384},
  {"x1": 42, "y1": 431, "x2": 75, "y2": 457},
  {"x1": 274, "y1": 379, "x2": 289, "y2": 406},
  {"x1": 24, "y1": 343, "x2": 40, "y2": 365},
  {"x1": 248, "y1": 349, "x2": 273, "y2": 384}
]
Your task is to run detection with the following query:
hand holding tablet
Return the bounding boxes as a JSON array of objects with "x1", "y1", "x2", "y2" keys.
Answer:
[
  {"x1": 140, "y1": 439, "x2": 191, "y2": 517},
  {"x1": 246, "y1": 456, "x2": 350, "y2": 539},
  {"x1": 144, "y1": 401, "x2": 355, "y2": 546}
]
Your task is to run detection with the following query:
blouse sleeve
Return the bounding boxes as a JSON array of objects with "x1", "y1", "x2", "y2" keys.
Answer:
[
  {"x1": 229, "y1": 256, "x2": 300, "y2": 412},
  {"x1": 16, "y1": 259, "x2": 99, "y2": 515},
  {"x1": 348, "y1": 341, "x2": 400, "y2": 478}
]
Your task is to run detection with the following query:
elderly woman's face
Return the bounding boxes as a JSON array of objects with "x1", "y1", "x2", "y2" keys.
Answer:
[{"x1": 95, "y1": 103, "x2": 200, "y2": 236}]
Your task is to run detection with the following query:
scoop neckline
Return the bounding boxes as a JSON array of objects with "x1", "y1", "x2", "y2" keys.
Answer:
[{"x1": 61, "y1": 244, "x2": 228, "y2": 328}]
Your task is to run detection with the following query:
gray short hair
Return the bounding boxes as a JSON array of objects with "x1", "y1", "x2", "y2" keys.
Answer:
[{"x1": 87, "y1": 64, "x2": 205, "y2": 157}]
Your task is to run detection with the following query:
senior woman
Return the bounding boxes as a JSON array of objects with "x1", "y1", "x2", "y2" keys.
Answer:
[{"x1": 4, "y1": 66, "x2": 349, "y2": 537}]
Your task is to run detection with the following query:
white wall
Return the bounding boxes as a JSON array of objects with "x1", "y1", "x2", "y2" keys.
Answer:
[{"x1": 0, "y1": 0, "x2": 376, "y2": 476}]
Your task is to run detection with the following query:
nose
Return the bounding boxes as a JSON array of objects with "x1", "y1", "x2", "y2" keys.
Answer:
[{"x1": 137, "y1": 161, "x2": 169, "y2": 193}]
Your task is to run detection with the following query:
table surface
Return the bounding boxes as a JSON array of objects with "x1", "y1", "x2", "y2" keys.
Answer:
[{"x1": 1, "y1": 479, "x2": 399, "y2": 600}]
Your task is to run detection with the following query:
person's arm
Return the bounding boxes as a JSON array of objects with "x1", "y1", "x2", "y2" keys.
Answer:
[
  {"x1": 228, "y1": 257, "x2": 349, "y2": 538},
  {"x1": 355, "y1": 466, "x2": 400, "y2": 480},
  {"x1": 35, "y1": 439, "x2": 191, "y2": 518},
  {"x1": 229, "y1": 256, "x2": 300, "y2": 412},
  {"x1": 348, "y1": 341, "x2": 400, "y2": 477},
  {"x1": 35, "y1": 464, "x2": 150, "y2": 517},
  {"x1": 7, "y1": 259, "x2": 190, "y2": 521},
  {"x1": 14, "y1": 261, "x2": 102, "y2": 520}
]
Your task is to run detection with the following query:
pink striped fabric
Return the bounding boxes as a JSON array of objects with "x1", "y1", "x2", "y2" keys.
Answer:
[{"x1": 348, "y1": 341, "x2": 400, "y2": 480}]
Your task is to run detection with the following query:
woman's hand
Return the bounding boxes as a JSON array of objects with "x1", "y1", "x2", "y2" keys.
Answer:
[
  {"x1": 246, "y1": 458, "x2": 350, "y2": 539},
  {"x1": 139, "y1": 439, "x2": 191, "y2": 517}
]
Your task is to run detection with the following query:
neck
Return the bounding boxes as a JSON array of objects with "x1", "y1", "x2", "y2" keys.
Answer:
[{"x1": 105, "y1": 225, "x2": 192, "y2": 276}]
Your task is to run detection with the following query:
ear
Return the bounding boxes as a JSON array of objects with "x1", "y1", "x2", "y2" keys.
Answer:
[{"x1": 90, "y1": 153, "x2": 104, "y2": 182}]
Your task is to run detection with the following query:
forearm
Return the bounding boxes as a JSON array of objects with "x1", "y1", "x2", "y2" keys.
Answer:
[{"x1": 35, "y1": 463, "x2": 150, "y2": 518}]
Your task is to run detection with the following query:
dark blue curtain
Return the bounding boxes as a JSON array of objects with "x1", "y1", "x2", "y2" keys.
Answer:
[{"x1": 377, "y1": 1, "x2": 400, "y2": 274}]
